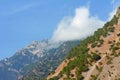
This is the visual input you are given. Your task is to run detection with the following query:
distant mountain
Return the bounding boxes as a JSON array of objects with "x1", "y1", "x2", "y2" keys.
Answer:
[
  {"x1": 22, "y1": 41, "x2": 80, "y2": 80},
  {"x1": 47, "y1": 7, "x2": 120, "y2": 80},
  {"x1": 0, "y1": 40, "x2": 50, "y2": 80},
  {"x1": 0, "y1": 39, "x2": 80, "y2": 80}
]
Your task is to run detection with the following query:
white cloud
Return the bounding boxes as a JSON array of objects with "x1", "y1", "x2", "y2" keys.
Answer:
[{"x1": 51, "y1": 7, "x2": 105, "y2": 42}]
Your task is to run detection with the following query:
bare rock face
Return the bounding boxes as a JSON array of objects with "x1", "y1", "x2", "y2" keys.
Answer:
[{"x1": 97, "y1": 56, "x2": 120, "y2": 80}]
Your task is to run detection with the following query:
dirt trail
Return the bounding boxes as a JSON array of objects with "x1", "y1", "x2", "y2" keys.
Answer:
[{"x1": 47, "y1": 60, "x2": 69, "y2": 79}]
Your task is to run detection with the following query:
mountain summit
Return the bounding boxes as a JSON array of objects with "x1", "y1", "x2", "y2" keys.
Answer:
[{"x1": 0, "y1": 40, "x2": 50, "y2": 80}]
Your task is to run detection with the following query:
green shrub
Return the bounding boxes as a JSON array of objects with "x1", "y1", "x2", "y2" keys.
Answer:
[{"x1": 92, "y1": 54, "x2": 101, "y2": 61}]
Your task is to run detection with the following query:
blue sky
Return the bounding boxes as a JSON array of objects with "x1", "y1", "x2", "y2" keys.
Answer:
[{"x1": 0, "y1": 0, "x2": 120, "y2": 60}]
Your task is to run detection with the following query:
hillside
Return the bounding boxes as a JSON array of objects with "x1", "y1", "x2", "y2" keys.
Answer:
[{"x1": 47, "y1": 7, "x2": 120, "y2": 80}]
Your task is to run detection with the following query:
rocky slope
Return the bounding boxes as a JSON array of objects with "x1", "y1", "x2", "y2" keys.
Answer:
[{"x1": 47, "y1": 7, "x2": 120, "y2": 80}]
